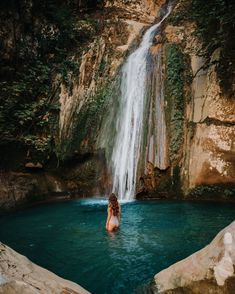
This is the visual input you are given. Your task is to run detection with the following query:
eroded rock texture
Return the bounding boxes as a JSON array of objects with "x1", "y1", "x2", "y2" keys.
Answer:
[
  {"x1": 182, "y1": 45, "x2": 235, "y2": 197},
  {"x1": 153, "y1": 221, "x2": 235, "y2": 294}
]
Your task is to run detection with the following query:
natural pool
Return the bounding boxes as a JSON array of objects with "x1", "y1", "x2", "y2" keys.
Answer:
[{"x1": 0, "y1": 199, "x2": 235, "y2": 293}]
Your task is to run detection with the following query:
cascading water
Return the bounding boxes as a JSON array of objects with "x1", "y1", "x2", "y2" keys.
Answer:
[{"x1": 111, "y1": 6, "x2": 171, "y2": 200}]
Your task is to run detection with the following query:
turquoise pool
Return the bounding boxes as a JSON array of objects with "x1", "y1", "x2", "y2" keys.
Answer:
[{"x1": 0, "y1": 199, "x2": 235, "y2": 293}]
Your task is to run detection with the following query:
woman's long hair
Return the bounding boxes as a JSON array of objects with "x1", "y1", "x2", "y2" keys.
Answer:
[{"x1": 109, "y1": 193, "x2": 119, "y2": 216}]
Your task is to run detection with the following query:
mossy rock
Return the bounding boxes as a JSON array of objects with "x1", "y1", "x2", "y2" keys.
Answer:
[{"x1": 188, "y1": 184, "x2": 235, "y2": 200}]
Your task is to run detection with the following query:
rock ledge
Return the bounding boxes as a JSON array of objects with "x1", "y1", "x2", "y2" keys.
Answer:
[{"x1": 0, "y1": 242, "x2": 90, "y2": 294}]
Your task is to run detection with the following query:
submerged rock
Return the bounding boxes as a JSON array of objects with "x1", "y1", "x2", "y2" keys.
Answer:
[
  {"x1": 153, "y1": 221, "x2": 235, "y2": 293},
  {"x1": 0, "y1": 242, "x2": 90, "y2": 294}
]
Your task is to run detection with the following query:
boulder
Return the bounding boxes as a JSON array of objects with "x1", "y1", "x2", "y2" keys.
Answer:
[
  {"x1": 0, "y1": 242, "x2": 90, "y2": 294},
  {"x1": 153, "y1": 221, "x2": 235, "y2": 293}
]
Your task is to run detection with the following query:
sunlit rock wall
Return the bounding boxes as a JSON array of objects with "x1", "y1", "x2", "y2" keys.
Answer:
[
  {"x1": 184, "y1": 50, "x2": 235, "y2": 193},
  {"x1": 138, "y1": 0, "x2": 234, "y2": 198},
  {"x1": 162, "y1": 5, "x2": 235, "y2": 198},
  {"x1": 57, "y1": 1, "x2": 167, "y2": 157},
  {"x1": 105, "y1": 0, "x2": 166, "y2": 22}
]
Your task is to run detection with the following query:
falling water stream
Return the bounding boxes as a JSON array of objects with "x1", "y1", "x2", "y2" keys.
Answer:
[{"x1": 111, "y1": 7, "x2": 171, "y2": 200}]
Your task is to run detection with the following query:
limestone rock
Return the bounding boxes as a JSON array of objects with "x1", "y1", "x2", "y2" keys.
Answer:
[
  {"x1": 183, "y1": 49, "x2": 235, "y2": 193},
  {"x1": 164, "y1": 25, "x2": 185, "y2": 44},
  {"x1": 0, "y1": 242, "x2": 90, "y2": 294},
  {"x1": 153, "y1": 221, "x2": 235, "y2": 294},
  {"x1": 104, "y1": 0, "x2": 166, "y2": 23},
  {"x1": 116, "y1": 20, "x2": 147, "y2": 52},
  {"x1": 187, "y1": 124, "x2": 234, "y2": 188},
  {"x1": 162, "y1": 6, "x2": 235, "y2": 197}
]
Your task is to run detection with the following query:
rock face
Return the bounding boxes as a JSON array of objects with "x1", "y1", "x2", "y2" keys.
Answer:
[
  {"x1": 0, "y1": 152, "x2": 109, "y2": 209},
  {"x1": 58, "y1": 0, "x2": 166, "y2": 156},
  {"x1": 0, "y1": 0, "x2": 234, "y2": 205},
  {"x1": 182, "y1": 47, "x2": 235, "y2": 196},
  {"x1": 0, "y1": 242, "x2": 90, "y2": 294},
  {"x1": 0, "y1": 171, "x2": 68, "y2": 210},
  {"x1": 137, "y1": 1, "x2": 235, "y2": 199},
  {"x1": 153, "y1": 221, "x2": 235, "y2": 294}
]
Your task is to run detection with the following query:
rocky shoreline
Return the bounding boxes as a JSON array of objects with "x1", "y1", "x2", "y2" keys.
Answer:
[
  {"x1": 0, "y1": 242, "x2": 90, "y2": 294},
  {"x1": 153, "y1": 221, "x2": 235, "y2": 294}
]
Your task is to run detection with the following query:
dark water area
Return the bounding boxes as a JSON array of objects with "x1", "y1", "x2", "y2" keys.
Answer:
[{"x1": 0, "y1": 199, "x2": 235, "y2": 293}]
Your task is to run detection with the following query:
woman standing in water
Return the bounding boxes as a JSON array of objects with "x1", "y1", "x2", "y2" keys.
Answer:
[{"x1": 106, "y1": 193, "x2": 121, "y2": 232}]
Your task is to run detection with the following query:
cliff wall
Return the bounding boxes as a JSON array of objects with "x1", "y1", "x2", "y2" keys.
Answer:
[
  {"x1": 0, "y1": 0, "x2": 234, "y2": 207},
  {"x1": 138, "y1": 0, "x2": 235, "y2": 199}
]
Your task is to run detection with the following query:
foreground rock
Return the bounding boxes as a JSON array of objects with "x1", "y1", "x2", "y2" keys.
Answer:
[
  {"x1": 153, "y1": 221, "x2": 235, "y2": 293},
  {"x1": 0, "y1": 242, "x2": 90, "y2": 294}
]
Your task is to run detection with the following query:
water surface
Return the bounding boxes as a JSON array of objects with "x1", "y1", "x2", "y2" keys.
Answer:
[{"x1": 0, "y1": 199, "x2": 235, "y2": 293}]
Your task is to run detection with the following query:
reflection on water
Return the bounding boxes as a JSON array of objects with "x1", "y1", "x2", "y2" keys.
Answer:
[{"x1": 0, "y1": 199, "x2": 235, "y2": 294}]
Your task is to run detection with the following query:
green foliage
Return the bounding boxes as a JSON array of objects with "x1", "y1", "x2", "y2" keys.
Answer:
[
  {"x1": 1, "y1": 63, "x2": 46, "y2": 132},
  {"x1": 31, "y1": 0, "x2": 100, "y2": 60},
  {"x1": 169, "y1": 0, "x2": 235, "y2": 52},
  {"x1": 168, "y1": 0, "x2": 235, "y2": 95},
  {"x1": 61, "y1": 78, "x2": 117, "y2": 157},
  {"x1": 166, "y1": 45, "x2": 185, "y2": 104},
  {"x1": 0, "y1": 0, "x2": 104, "y2": 162},
  {"x1": 0, "y1": 58, "x2": 61, "y2": 163},
  {"x1": 56, "y1": 59, "x2": 80, "y2": 87},
  {"x1": 165, "y1": 44, "x2": 186, "y2": 162},
  {"x1": 23, "y1": 135, "x2": 52, "y2": 152},
  {"x1": 167, "y1": 0, "x2": 190, "y2": 25},
  {"x1": 187, "y1": 0, "x2": 235, "y2": 64},
  {"x1": 189, "y1": 185, "x2": 235, "y2": 199}
]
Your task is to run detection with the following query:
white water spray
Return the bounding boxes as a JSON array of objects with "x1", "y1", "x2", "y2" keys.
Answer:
[{"x1": 111, "y1": 7, "x2": 171, "y2": 200}]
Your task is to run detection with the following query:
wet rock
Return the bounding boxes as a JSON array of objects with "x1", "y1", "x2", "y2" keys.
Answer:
[
  {"x1": 61, "y1": 152, "x2": 110, "y2": 197},
  {"x1": 0, "y1": 172, "x2": 66, "y2": 210},
  {"x1": 153, "y1": 221, "x2": 235, "y2": 294},
  {"x1": 0, "y1": 242, "x2": 90, "y2": 294},
  {"x1": 25, "y1": 162, "x2": 43, "y2": 169}
]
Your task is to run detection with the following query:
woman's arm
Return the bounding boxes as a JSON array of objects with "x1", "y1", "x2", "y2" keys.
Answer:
[
  {"x1": 106, "y1": 206, "x2": 111, "y2": 230},
  {"x1": 118, "y1": 204, "x2": 121, "y2": 224}
]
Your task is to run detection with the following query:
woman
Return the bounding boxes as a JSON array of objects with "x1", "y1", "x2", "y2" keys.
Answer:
[{"x1": 106, "y1": 193, "x2": 121, "y2": 232}]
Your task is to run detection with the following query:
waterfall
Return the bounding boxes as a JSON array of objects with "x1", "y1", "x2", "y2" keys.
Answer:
[{"x1": 111, "y1": 7, "x2": 171, "y2": 200}]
